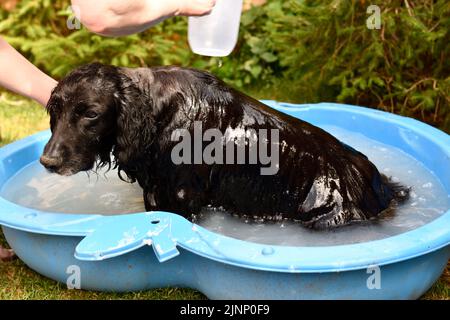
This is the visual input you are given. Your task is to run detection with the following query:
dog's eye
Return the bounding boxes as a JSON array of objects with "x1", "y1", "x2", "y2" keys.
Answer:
[{"x1": 84, "y1": 111, "x2": 98, "y2": 119}]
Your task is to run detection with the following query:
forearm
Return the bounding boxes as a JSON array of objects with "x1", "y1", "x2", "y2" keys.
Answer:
[
  {"x1": 72, "y1": 0, "x2": 215, "y2": 37},
  {"x1": 0, "y1": 38, "x2": 57, "y2": 106}
]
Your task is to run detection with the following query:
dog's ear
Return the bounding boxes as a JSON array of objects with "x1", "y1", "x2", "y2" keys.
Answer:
[{"x1": 112, "y1": 72, "x2": 156, "y2": 181}]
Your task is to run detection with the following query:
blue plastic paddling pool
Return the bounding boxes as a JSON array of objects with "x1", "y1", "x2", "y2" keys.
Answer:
[{"x1": 0, "y1": 102, "x2": 449, "y2": 299}]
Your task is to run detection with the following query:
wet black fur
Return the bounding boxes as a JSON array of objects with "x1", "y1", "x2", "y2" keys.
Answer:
[{"x1": 42, "y1": 63, "x2": 409, "y2": 229}]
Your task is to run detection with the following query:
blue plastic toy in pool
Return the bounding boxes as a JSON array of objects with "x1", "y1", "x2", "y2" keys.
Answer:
[{"x1": 0, "y1": 102, "x2": 449, "y2": 299}]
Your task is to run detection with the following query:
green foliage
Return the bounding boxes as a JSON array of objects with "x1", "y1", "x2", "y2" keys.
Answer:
[
  {"x1": 265, "y1": 0, "x2": 450, "y2": 131},
  {"x1": 0, "y1": 0, "x2": 448, "y2": 131}
]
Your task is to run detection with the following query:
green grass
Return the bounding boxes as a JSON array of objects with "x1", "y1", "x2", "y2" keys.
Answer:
[
  {"x1": 0, "y1": 92, "x2": 448, "y2": 300},
  {"x1": 0, "y1": 93, "x2": 49, "y2": 146}
]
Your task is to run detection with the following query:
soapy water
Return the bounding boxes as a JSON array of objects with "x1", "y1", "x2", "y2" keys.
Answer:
[
  {"x1": 1, "y1": 126, "x2": 449, "y2": 246},
  {"x1": 0, "y1": 165, "x2": 144, "y2": 215}
]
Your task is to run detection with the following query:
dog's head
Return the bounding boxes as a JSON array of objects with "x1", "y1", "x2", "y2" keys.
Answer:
[{"x1": 40, "y1": 63, "x2": 122, "y2": 176}]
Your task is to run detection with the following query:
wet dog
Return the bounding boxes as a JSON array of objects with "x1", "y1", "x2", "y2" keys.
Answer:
[{"x1": 40, "y1": 63, "x2": 409, "y2": 229}]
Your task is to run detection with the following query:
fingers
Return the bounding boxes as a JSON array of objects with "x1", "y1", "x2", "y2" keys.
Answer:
[
  {"x1": 0, "y1": 247, "x2": 15, "y2": 262},
  {"x1": 178, "y1": 0, "x2": 217, "y2": 17}
]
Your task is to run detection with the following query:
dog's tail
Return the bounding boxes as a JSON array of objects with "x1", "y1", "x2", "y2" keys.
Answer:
[{"x1": 382, "y1": 174, "x2": 410, "y2": 204}]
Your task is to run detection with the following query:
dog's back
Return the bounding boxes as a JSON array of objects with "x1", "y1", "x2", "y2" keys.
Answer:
[{"x1": 129, "y1": 66, "x2": 410, "y2": 229}]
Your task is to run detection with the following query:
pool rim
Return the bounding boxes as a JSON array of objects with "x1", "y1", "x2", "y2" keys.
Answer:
[{"x1": 0, "y1": 102, "x2": 449, "y2": 274}]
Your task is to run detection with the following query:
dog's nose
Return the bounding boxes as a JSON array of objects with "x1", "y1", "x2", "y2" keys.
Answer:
[{"x1": 40, "y1": 155, "x2": 63, "y2": 172}]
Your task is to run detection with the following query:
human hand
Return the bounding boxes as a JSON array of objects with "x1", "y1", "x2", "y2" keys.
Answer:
[
  {"x1": 175, "y1": 0, "x2": 217, "y2": 16},
  {"x1": 0, "y1": 246, "x2": 15, "y2": 262}
]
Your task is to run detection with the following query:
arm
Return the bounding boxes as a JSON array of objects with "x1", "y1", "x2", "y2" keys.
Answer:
[
  {"x1": 71, "y1": 0, "x2": 216, "y2": 37},
  {"x1": 0, "y1": 37, "x2": 57, "y2": 106}
]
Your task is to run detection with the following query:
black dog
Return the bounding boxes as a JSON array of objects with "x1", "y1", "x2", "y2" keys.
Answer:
[{"x1": 40, "y1": 63, "x2": 408, "y2": 229}]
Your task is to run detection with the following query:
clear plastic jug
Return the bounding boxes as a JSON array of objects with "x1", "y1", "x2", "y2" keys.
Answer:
[{"x1": 188, "y1": 0, "x2": 243, "y2": 57}]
